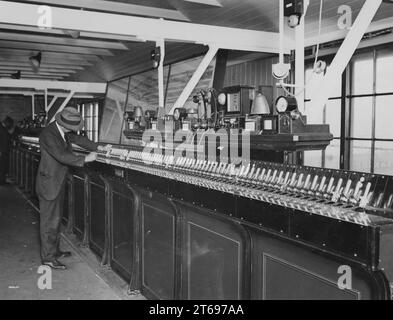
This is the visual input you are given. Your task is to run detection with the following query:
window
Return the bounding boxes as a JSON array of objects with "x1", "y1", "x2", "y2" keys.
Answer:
[
  {"x1": 164, "y1": 56, "x2": 215, "y2": 111},
  {"x1": 351, "y1": 54, "x2": 373, "y2": 95},
  {"x1": 100, "y1": 55, "x2": 216, "y2": 145},
  {"x1": 347, "y1": 49, "x2": 393, "y2": 174},
  {"x1": 376, "y1": 50, "x2": 393, "y2": 93},
  {"x1": 350, "y1": 140, "x2": 372, "y2": 173},
  {"x1": 78, "y1": 101, "x2": 100, "y2": 142},
  {"x1": 303, "y1": 150, "x2": 322, "y2": 168},
  {"x1": 325, "y1": 139, "x2": 340, "y2": 170},
  {"x1": 350, "y1": 97, "x2": 373, "y2": 139},
  {"x1": 376, "y1": 95, "x2": 393, "y2": 139},
  {"x1": 99, "y1": 78, "x2": 130, "y2": 144},
  {"x1": 325, "y1": 99, "x2": 341, "y2": 138},
  {"x1": 374, "y1": 141, "x2": 393, "y2": 175},
  {"x1": 304, "y1": 48, "x2": 393, "y2": 175}
]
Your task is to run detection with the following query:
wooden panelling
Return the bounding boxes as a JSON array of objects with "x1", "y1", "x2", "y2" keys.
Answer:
[
  {"x1": 0, "y1": 95, "x2": 32, "y2": 122},
  {"x1": 224, "y1": 56, "x2": 284, "y2": 107}
]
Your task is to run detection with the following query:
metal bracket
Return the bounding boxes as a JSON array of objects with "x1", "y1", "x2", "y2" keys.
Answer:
[
  {"x1": 48, "y1": 90, "x2": 75, "y2": 123},
  {"x1": 45, "y1": 94, "x2": 59, "y2": 112},
  {"x1": 169, "y1": 45, "x2": 218, "y2": 114}
]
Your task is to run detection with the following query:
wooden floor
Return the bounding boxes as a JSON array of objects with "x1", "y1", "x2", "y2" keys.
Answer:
[{"x1": 0, "y1": 184, "x2": 137, "y2": 300}]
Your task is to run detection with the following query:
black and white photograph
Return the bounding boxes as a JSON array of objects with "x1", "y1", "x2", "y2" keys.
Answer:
[{"x1": 0, "y1": 0, "x2": 393, "y2": 306}]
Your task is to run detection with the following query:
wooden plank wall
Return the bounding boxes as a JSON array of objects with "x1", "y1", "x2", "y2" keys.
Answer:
[{"x1": 224, "y1": 56, "x2": 284, "y2": 107}]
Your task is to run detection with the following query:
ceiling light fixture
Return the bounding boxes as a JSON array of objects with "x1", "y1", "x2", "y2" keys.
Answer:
[
  {"x1": 11, "y1": 70, "x2": 21, "y2": 79},
  {"x1": 151, "y1": 47, "x2": 161, "y2": 69},
  {"x1": 29, "y1": 52, "x2": 42, "y2": 70}
]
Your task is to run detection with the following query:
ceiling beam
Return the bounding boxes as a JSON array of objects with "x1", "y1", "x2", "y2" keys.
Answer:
[
  {"x1": 0, "y1": 78, "x2": 107, "y2": 93},
  {"x1": 0, "y1": 70, "x2": 71, "y2": 77},
  {"x1": 0, "y1": 40, "x2": 113, "y2": 56},
  {"x1": 184, "y1": 0, "x2": 223, "y2": 7},
  {"x1": 0, "y1": 61, "x2": 85, "y2": 70},
  {"x1": 0, "y1": 1, "x2": 291, "y2": 53},
  {"x1": 0, "y1": 56, "x2": 93, "y2": 67},
  {"x1": 0, "y1": 31, "x2": 129, "y2": 50},
  {"x1": 0, "y1": 74, "x2": 64, "y2": 80},
  {"x1": 0, "y1": 49, "x2": 98, "y2": 64},
  {"x1": 0, "y1": 66, "x2": 77, "y2": 74},
  {"x1": 0, "y1": 91, "x2": 97, "y2": 100},
  {"x1": 305, "y1": 16, "x2": 393, "y2": 47},
  {"x1": 13, "y1": 0, "x2": 190, "y2": 21},
  {"x1": 0, "y1": 23, "x2": 146, "y2": 43}
]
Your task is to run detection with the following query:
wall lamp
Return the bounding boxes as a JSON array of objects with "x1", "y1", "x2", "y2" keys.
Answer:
[{"x1": 151, "y1": 47, "x2": 161, "y2": 69}]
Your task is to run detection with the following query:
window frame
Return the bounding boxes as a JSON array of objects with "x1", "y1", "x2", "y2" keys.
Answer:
[
  {"x1": 346, "y1": 49, "x2": 393, "y2": 174},
  {"x1": 303, "y1": 47, "x2": 393, "y2": 175}
]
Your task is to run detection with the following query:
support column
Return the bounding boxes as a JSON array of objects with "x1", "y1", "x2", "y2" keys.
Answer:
[
  {"x1": 31, "y1": 94, "x2": 35, "y2": 118},
  {"x1": 294, "y1": 0, "x2": 309, "y2": 113},
  {"x1": 157, "y1": 39, "x2": 165, "y2": 109}
]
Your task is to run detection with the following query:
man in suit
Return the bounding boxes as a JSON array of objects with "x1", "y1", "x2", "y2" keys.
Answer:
[
  {"x1": 0, "y1": 116, "x2": 14, "y2": 185},
  {"x1": 36, "y1": 107, "x2": 110, "y2": 270}
]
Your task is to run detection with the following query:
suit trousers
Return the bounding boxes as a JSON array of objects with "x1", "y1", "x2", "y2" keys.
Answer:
[{"x1": 38, "y1": 183, "x2": 65, "y2": 261}]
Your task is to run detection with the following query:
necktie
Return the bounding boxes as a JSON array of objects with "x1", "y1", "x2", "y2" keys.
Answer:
[{"x1": 64, "y1": 134, "x2": 70, "y2": 149}]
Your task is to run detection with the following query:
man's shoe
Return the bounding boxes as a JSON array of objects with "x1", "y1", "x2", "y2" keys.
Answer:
[
  {"x1": 55, "y1": 251, "x2": 72, "y2": 259},
  {"x1": 42, "y1": 259, "x2": 67, "y2": 270}
]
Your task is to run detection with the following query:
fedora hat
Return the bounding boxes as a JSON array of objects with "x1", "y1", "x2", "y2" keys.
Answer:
[{"x1": 55, "y1": 107, "x2": 84, "y2": 132}]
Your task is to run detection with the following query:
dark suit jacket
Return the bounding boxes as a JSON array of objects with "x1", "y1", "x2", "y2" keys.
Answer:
[
  {"x1": 36, "y1": 122, "x2": 98, "y2": 201},
  {"x1": 0, "y1": 123, "x2": 10, "y2": 154}
]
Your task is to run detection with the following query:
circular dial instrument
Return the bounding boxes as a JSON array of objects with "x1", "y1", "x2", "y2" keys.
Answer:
[
  {"x1": 218, "y1": 93, "x2": 226, "y2": 106},
  {"x1": 275, "y1": 96, "x2": 298, "y2": 113}
]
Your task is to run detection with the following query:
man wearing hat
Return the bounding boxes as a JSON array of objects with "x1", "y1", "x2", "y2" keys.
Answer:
[{"x1": 36, "y1": 107, "x2": 110, "y2": 270}]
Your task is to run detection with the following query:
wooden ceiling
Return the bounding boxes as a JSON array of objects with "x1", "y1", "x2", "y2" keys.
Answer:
[{"x1": 0, "y1": 0, "x2": 393, "y2": 83}]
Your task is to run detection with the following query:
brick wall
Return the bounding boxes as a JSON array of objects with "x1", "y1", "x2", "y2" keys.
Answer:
[{"x1": 0, "y1": 95, "x2": 32, "y2": 123}]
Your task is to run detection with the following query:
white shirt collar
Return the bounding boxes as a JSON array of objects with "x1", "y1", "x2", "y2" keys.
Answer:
[{"x1": 56, "y1": 121, "x2": 66, "y2": 142}]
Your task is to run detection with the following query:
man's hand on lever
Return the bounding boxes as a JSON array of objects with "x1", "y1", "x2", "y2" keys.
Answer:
[
  {"x1": 85, "y1": 152, "x2": 98, "y2": 163},
  {"x1": 97, "y1": 144, "x2": 112, "y2": 152}
]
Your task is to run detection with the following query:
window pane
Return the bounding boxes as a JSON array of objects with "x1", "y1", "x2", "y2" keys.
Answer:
[
  {"x1": 127, "y1": 68, "x2": 164, "y2": 109},
  {"x1": 165, "y1": 56, "x2": 215, "y2": 112},
  {"x1": 325, "y1": 139, "x2": 340, "y2": 169},
  {"x1": 99, "y1": 77, "x2": 129, "y2": 144},
  {"x1": 350, "y1": 140, "x2": 371, "y2": 173},
  {"x1": 375, "y1": 95, "x2": 393, "y2": 139},
  {"x1": 350, "y1": 97, "x2": 372, "y2": 138},
  {"x1": 375, "y1": 141, "x2": 393, "y2": 175},
  {"x1": 304, "y1": 150, "x2": 322, "y2": 167},
  {"x1": 376, "y1": 50, "x2": 393, "y2": 94},
  {"x1": 121, "y1": 68, "x2": 169, "y2": 145},
  {"x1": 325, "y1": 99, "x2": 341, "y2": 137},
  {"x1": 352, "y1": 54, "x2": 373, "y2": 95}
]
